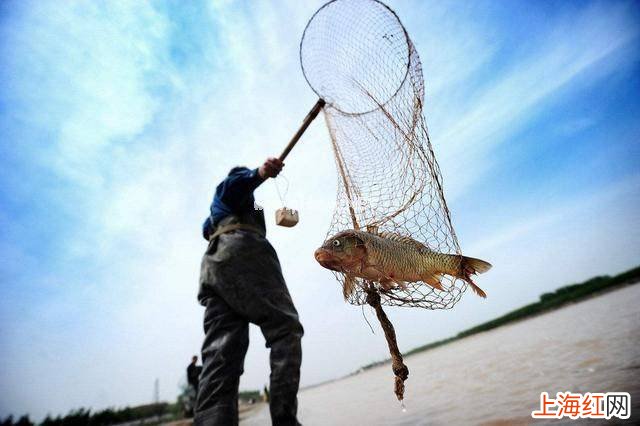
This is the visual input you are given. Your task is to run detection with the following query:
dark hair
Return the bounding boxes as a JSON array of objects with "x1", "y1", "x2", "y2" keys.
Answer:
[{"x1": 228, "y1": 166, "x2": 250, "y2": 176}]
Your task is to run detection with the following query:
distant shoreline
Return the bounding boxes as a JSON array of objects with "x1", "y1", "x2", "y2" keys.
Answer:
[{"x1": 302, "y1": 265, "x2": 640, "y2": 390}]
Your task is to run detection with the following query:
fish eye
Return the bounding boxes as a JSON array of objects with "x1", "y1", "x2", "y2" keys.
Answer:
[{"x1": 332, "y1": 239, "x2": 341, "y2": 247}]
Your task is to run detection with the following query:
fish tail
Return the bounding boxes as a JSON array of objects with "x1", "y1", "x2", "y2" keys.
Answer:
[
  {"x1": 467, "y1": 278, "x2": 487, "y2": 298},
  {"x1": 460, "y1": 256, "x2": 492, "y2": 298},
  {"x1": 462, "y1": 256, "x2": 492, "y2": 274}
]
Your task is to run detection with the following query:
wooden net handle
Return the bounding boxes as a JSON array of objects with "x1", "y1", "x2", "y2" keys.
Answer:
[{"x1": 279, "y1": 98, "x2": 326, "y2": 161}]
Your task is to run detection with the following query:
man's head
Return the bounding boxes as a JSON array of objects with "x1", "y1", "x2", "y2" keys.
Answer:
[
  {"x1": 228, "y1": 166, "x2": 250, "y2": 176},
  {"x1": 191, "y1": 355, "x2": 198, "y2": 363}
]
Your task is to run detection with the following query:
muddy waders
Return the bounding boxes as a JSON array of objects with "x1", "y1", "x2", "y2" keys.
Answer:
[{"x1": 195, "y1": 211, "x2": 303, "y2": 426}]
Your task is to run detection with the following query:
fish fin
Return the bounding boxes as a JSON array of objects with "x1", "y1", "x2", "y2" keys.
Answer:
[
  {"x1": 460, "y1": 256, "x2": 491, "y2": 298},
  {"x1": 420, "y1": 272, "x2": 444, "y2": 291},
  {"x1": 343, "y1": 274, "x2": 356, "y2": 300},
  {"x1": 376, "y1": 275, "x2": 408, "y2": 292},
  {"x1": 379, "y1": 277, "x2": 395, "y2": 291},
  {"x1": 388, "y1": 279, "x2": 408, "y2": 291},
  {"x1": 378, "y1": 231, "x2": 427, "y2": 250}
]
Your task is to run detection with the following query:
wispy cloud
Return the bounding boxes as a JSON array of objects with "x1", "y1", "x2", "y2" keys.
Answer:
[
  {"x1": 468, "y1": 173, "x2": 640, "y2": 254},
  {"x1": 2, "y1": 2, "x2": 175, "y2": 186},
  {"x1": 415, "y1": 1, "x2": 640, "y2": 200}
]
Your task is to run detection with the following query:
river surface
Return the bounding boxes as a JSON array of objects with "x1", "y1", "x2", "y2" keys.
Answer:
[{"x1": 243, "y1": 284, "x2": 640, "y2": 425}]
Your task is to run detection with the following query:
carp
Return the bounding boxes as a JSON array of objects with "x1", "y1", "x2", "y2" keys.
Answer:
[{"x1": 314, "y1": 229, "x2": 491, "y2": 299}]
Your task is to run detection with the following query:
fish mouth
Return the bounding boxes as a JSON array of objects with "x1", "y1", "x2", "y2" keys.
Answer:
[{"x1": 314, "y1": 248, "x2": 342, "y2": 272}]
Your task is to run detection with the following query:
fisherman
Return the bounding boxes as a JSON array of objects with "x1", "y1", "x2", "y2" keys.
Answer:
[
  {"x1": 196, "y1": 157, "x2": 304, "y2": 426},
  {"x1": 187, "y1": 355, "x2": 202, "y2": 393}
]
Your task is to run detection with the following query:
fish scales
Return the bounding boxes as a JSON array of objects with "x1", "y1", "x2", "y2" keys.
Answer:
[
  {"x1": 314, "y1": 229, "x2": 491, "y2": 298},
  {"x1": 363, "y1": 232, "x2": 450, "y2": 276}
]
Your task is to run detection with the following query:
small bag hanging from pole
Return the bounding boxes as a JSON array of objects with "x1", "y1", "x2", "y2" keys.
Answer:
[
  {"x1": 275, "y1": 207, "x2": 299, "y2": 227},
  {"x1": 274, "y1": 172, "x2": 299, "y2": 227},
  {"x1": 274, "y1": 98, "x2": 326, "y2": 228}
]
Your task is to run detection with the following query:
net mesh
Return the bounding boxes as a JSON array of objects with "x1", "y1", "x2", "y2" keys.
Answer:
[{"x1": 301, "y1": 0, "x2": 466, "y2": 310}]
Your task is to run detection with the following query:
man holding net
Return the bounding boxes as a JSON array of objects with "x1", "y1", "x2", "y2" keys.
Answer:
[{"x1": 196, "y1": 157, "x2": 304, "y2": 426}]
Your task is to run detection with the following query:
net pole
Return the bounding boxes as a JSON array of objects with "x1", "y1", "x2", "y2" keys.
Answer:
[{"x1": 279, "y1": 98, "x2": 326, "y2": 161}]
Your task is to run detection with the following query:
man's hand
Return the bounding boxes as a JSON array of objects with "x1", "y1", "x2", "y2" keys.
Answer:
[{"x1": 259, "y1": 157, "x2": 284, "y2": 179}]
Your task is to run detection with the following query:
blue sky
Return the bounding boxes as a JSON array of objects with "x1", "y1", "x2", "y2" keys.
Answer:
[{"x1": 1, "y1": 0, "x2": 639, "y2": 421}]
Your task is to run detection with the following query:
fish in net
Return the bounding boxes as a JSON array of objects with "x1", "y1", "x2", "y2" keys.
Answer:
[
  {"x1": 282, "y1": 0, "x2": 492, "y2": 402},
  {"x1": 301, "y1": 0, "x2": 491, "y2": 308}
]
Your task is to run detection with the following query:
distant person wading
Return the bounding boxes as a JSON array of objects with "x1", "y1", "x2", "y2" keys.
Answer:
[
  {"x1": 187, "y1": 355, "x2": 202, "y2": 393},
  {"x1": 196, "y1": 157, "x2": 304, "y2": 426}
]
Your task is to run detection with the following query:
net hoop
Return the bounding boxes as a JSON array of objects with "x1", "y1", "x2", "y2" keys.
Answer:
[{"x1": 300, "y1": 0, "x2": 412, "y2": 116}]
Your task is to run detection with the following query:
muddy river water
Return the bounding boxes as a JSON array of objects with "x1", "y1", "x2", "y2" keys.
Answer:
[{"x1": 243, "y1": 285, "x2": 640, "y2": 425}]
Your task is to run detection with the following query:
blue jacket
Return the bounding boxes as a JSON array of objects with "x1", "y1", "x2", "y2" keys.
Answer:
[{"x1": 202, "y1": 167, "x2": 264, "y2": 240}]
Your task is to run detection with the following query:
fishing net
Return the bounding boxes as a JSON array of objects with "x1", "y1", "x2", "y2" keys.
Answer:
[
  {"x1": 301, "y1": 0, "x2": 466, "y2": 310},
  {"x1": 298, "y1": 0, "x2": 471, "y2": 402}
]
